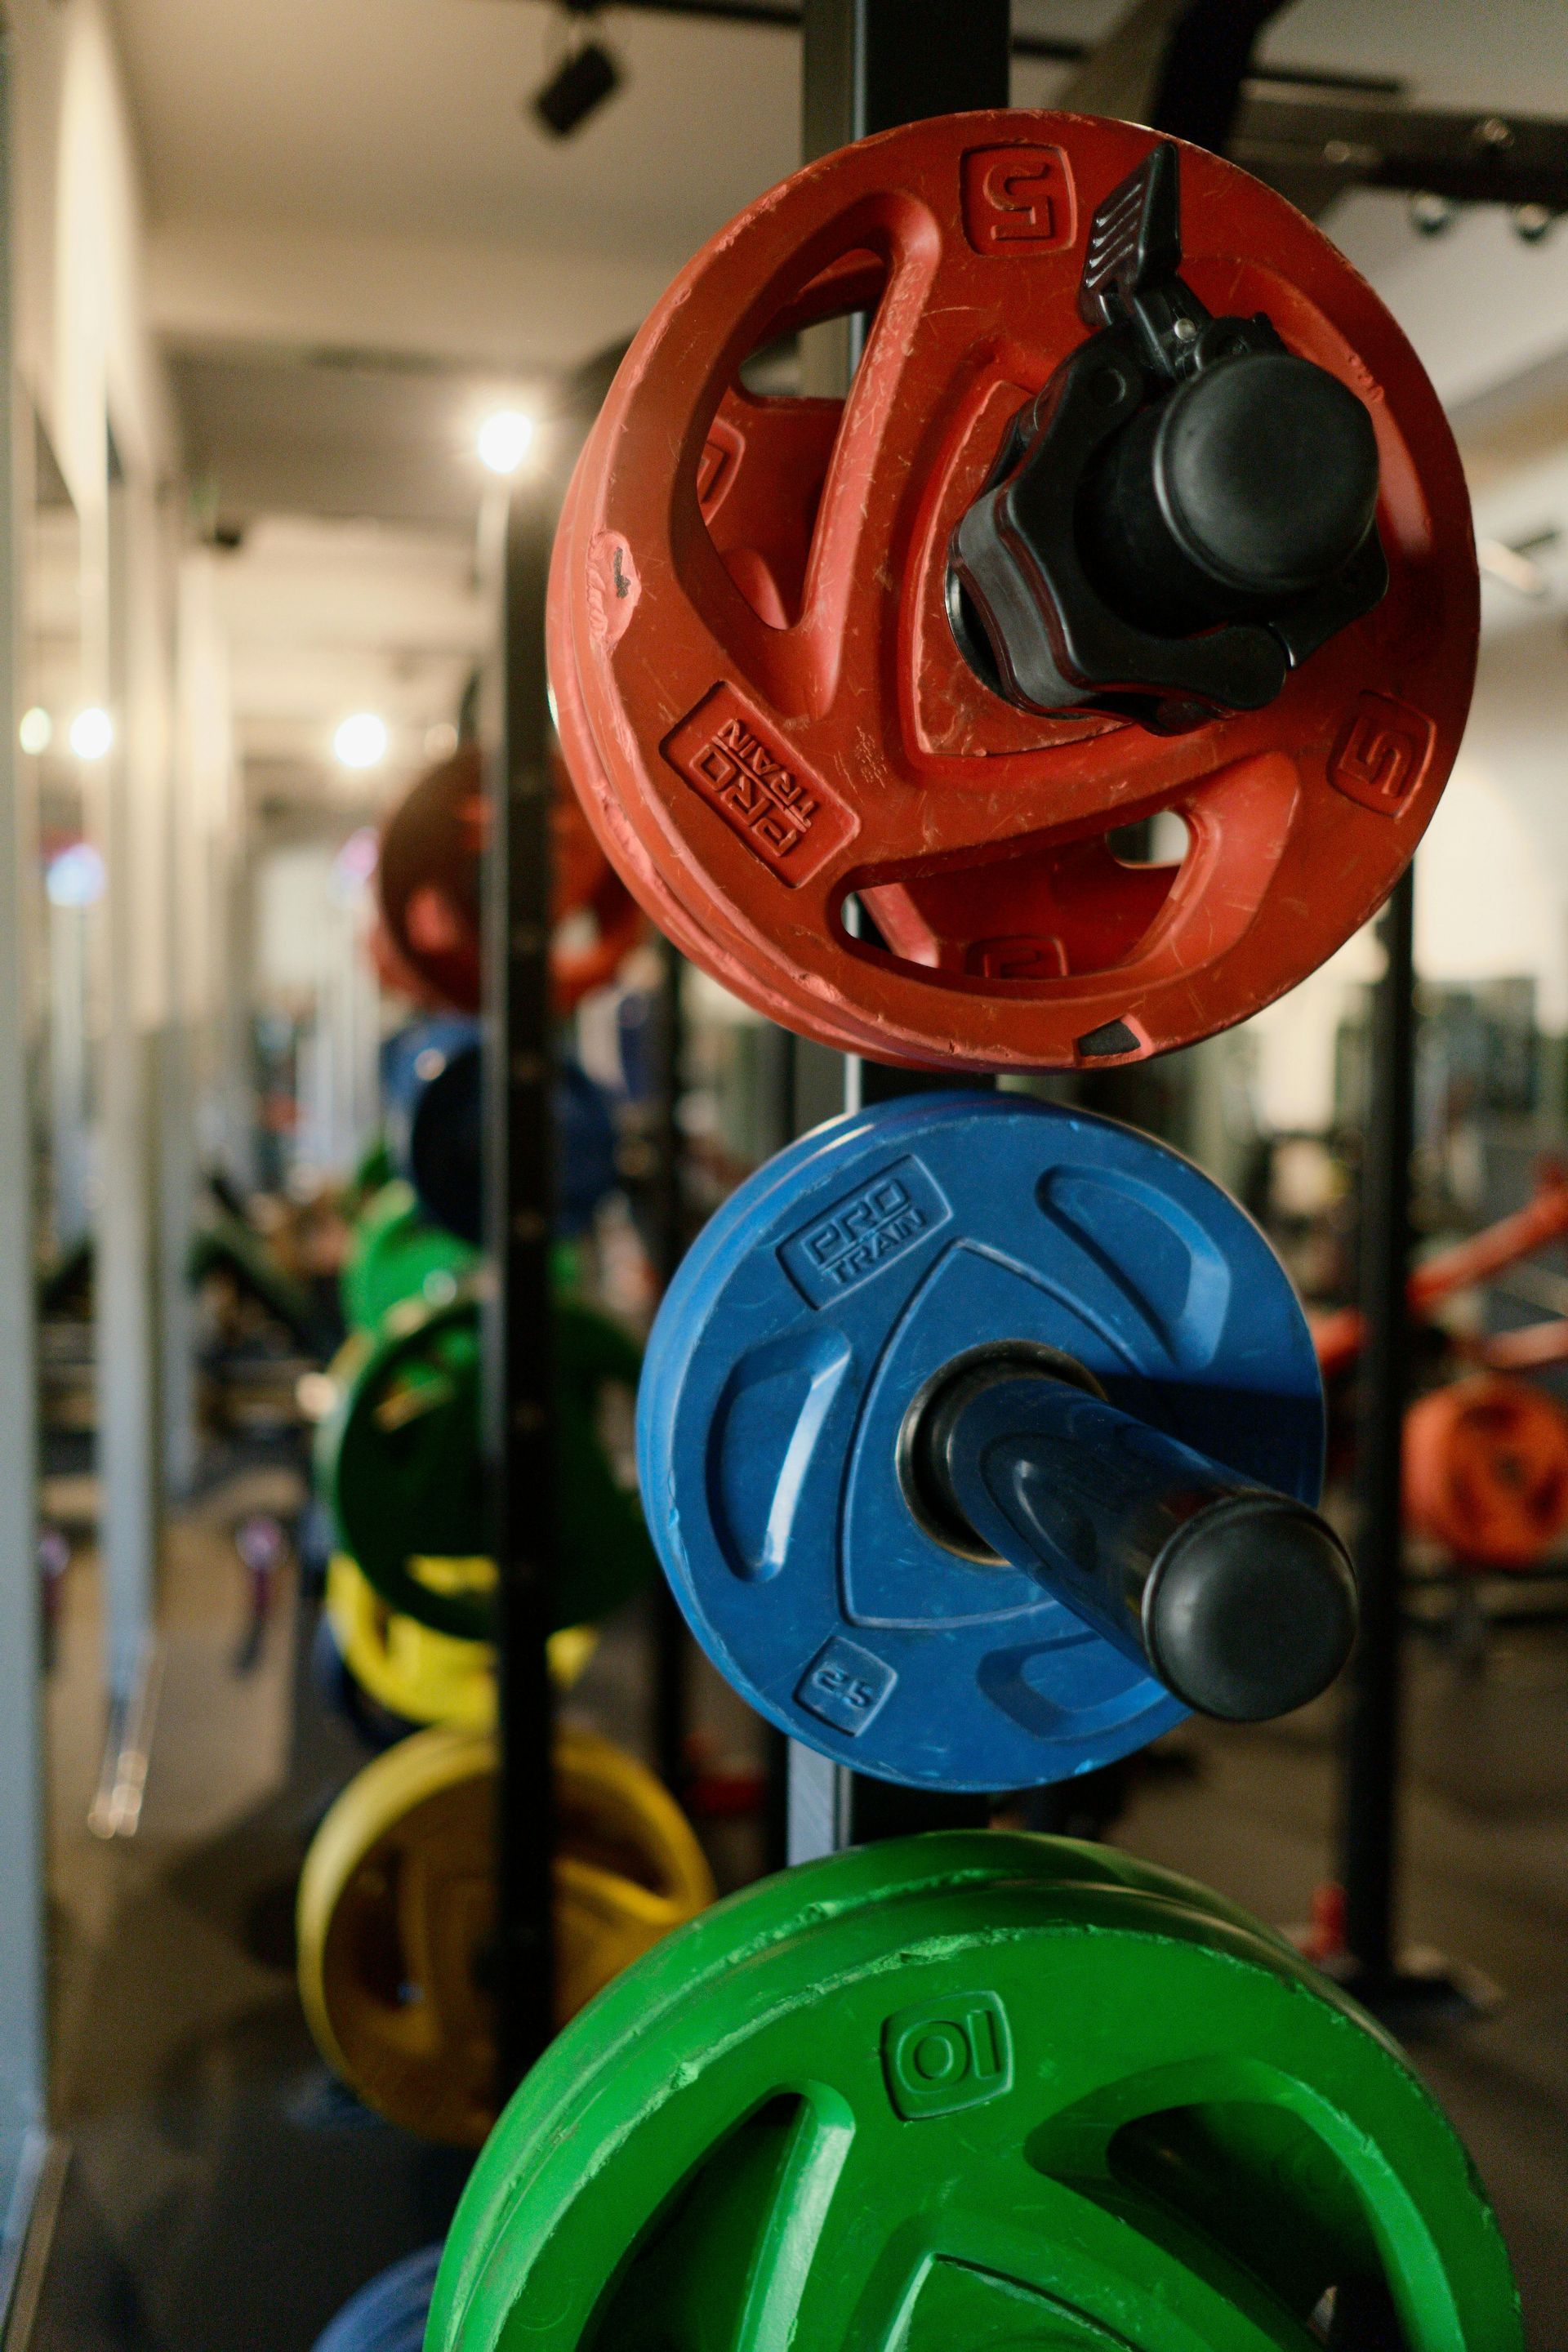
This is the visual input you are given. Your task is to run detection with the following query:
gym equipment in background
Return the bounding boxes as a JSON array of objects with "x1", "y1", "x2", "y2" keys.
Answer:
[
  {"x1": 296, "y1": 1725, "x2": 715, "y2": 2145},
  {"x1": 1312, "y1": 1167, "x2": 1568, "y2": 1380},
  {"x1": 1404, "y1": 1374, "x2": 1568, "y2": 1570},
  {"x1": 642, "y1": 1090, "x2": 1352, "y2": 1792},
  {"x1": 189, "y1": 1209, "x2": 335, "y2": 1356},
  {"x1": 380, "y1": 1014, "x2": 479, "y2": 1128},
  {"x1": 321, "y1": 1553, "x2": 597, "y2": 1738},
  {"x1": 345, "y1": 1134, "x2": 396, "y2": 1214},
  {"x1": 385, "y1": 1019, "x2": 486, "y2": 1247},
  {"x1": 427, "y1": 1831, "x2": 1521, "y2": 2351},
  {"x1": 382, "y1": 1018, "x2": 620, "y2": 1250},
  {"x1": 310, "y1": 2245, "x2": 441, "y2": 2352},
  {"x1": 376, "y1": 740, "x2": 642, "y2": 1018},
  {"x1": 319, "y1": 1291, "x2": 655, "y2": 1642},
  {"x1": 550, "y1": 118, "x2": 1474, "y2": 1074}
]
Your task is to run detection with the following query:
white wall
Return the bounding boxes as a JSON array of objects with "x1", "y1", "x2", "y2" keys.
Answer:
[
  {"x1": 12, "y1": 0, "x2": 174, "y2": 500},
  {"x1": 6, "y1": 0, "x2": 231, "y2": 1737},
  {"x1": 1247, "y1": 761, "x2": 1561, "y2": 1136},
  {"x1": 252, "y1": 836, "x2": 381, "y2": 1178}
]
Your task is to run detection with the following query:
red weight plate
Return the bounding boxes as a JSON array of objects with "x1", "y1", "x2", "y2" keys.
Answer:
[
  {"x1": 378, "y1": 750, "x2": 486, "y2": 1013},
  {"x1": 1404, "y1": 1375, "x2": 1568, "y2": 1570},
  {"x1": 550, "y1": 454, "x2": 791, "y2": 1016},
  {"x1": 377, "y1": 740, "x2": 643, "y2": 1015},
  {"x1": 551, "y1": 110, "x2": 1477, "y2": 1071}
]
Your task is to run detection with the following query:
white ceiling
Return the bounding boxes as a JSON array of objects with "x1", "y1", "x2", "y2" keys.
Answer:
[
  {"x1": 107, "y1": 0, "x2": 806, "y2": 812},
  {"x1": 108, "y1": 0, "x2": 1568, "y2": 412},
  {"x1": 172, "y1": 345, "x2": 537, "y2": 530},
  {"x1": 117, "y1": 0, "x2": 795, "y2": 260},
  {"x1": 213, "y1": 514, "x2": 488, "y2": 813},
  {"x1": 104, "y1": 0, "x2": 1568, "y2": 829},
  {"x1": 116, "y1": 0, "x2": 805, "y2": 371}
]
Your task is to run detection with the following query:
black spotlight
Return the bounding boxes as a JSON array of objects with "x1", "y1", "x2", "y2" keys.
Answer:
[{"x1": 532, "y1": 28, "x2": 621, "y2": 139}]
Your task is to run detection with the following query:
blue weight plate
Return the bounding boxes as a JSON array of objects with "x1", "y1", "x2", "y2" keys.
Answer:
[
  {"x1": 388, "y1": 1018, "x2": 620, "y2": 1245},
  {"x1": 381, "y1": 1016, "x2": 479, "y2": 1122},
  {"x1": 640, "y1": 1092, "x2": 1325, "y2": 1793},
  {"x1": 312, "y1": 2244, "x2": 441, "y2": 2352}
]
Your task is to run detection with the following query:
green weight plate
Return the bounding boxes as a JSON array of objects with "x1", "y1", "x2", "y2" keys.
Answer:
[
  {"x1": 323, "y1": 1290, "x2": 655, "y2": 1641},
  {"x1": 341, "y1": 1182, "x2": 480, "y2": 1334},
  {"x1": 431, "y1": 1832, "x2": 1520, "y2": 2352},
  {"x1": 346, "y1": 1133, "x2": 396, "y2": 1218}
]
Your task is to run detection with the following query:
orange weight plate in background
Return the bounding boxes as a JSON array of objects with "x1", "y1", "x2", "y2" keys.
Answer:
[{"x1": 1405, "y1": 1375, "x2": 1568, "y2": 1570}]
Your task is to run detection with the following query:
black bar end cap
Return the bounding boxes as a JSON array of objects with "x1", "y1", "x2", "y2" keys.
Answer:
[{"x1": 1146, "y1": 1494, "x2": 1358, "y2": 1724}]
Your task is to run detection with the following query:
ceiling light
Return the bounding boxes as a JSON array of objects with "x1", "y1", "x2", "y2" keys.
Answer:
[
  {"x1": 335, "y1": 713, "x2": 389, "y2": 769},
  {"x1": 531, "y1": 28, "x2": 621, "y2": 138},
  {"x1": 46, "y1": 841, "x2": 105, "y2": 906},
  {"x1": 19, "y1": 706, "x2": 51, "y2": 755},
  {"x1": 477, "y1": 410, "x2": 535, "y2": 476},
  {"x1": 69, "y1": 707, "x2": 113, "y2": 761}
]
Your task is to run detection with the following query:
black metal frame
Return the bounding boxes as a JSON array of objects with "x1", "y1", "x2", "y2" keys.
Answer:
[
  {"x1": 1233, "y1": 94, "x2": 1568, "y2": 216},
  {"x1": 585, "y1": 0, "x2": 1568, "y2": 217},
  {"x1": 800, "y1": 0, "x2": 1010, "y2": 158},
  {"x1": 787, "y1": 0, "x2": 1012, "y2": 1860},
  {"x1": 484, "y1": 487, "x2": 560, "y2": 2091},
  {"x1": 1340, "y1": 869, "x2": 1414, "y2": 1989},
  {"x1": 652, "y1": 935, "x2": 692, "y2": 1793},
  {"x1": 483, "y1": 0, "x2": 1507, "y2": 2033},
  {"x1": 1334, "y1": 874, "x2": 1487, "y2": 2020}
]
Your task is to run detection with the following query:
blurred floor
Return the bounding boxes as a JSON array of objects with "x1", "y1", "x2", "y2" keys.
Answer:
[
  {"x1": 1114, "y1": 1623, "x2": 1568, "y2": 2350},
  {"x1": 30, "y1": 1472, "x2": 469, "y2": 2352},
  {"x1": 23, "y1": 1499, "x2": 1568, "y2": 2350}
]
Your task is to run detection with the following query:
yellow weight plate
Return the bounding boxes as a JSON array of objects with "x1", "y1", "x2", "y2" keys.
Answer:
[
  {"x1": 325, "y1": 1555, "x2": 597, "y2": 1731},
  {"x1": 326, "y1": 1556, "x2": 496, "y2": 1732},
  {"x1": 296, "y1": 1724, "x2": 715, "y2": 2146}
]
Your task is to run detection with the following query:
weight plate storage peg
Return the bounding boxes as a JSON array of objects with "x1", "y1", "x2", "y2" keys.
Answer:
[
  {"x1": 296, "y1": 1726, "x2": 715, "y2": 2146},
  {"x1": 642, "y1": 1091, "x2": 1352, "y2": 1792},
  {"x1": 1404, "y1": 1374, "x2": 1568, "y2": 1570},
  {"x1": 429, "y1": 1832, "x2": 1521, "y2": 2352},
  {"x1": 550, "y1": 110, "x2": 1476, "y2": 1072},
  {"x1": 321, "y1": 1292, "x2": 656, "y2": 1642}
]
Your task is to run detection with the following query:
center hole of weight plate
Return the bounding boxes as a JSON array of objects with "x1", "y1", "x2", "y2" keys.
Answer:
[{"x1": 896, "y1": 1340, "x2": 1107, "y2": 1566}]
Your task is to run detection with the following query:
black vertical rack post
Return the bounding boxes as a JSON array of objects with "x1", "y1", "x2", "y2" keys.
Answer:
[
  {"x1": 1337, "y1": 865, "x2": 1485, "y2": 2017},
  {"x1": 651, "y1": 934, "x2": 691, "y2": 1793},
  {"x1": 801, "y1": 0, "x2": 1012, "y2": 168},
  {"x1": 483, "y1": 481, "x2": 559, "y2": 2094},
  {"x1": 1340, "y1": 866, "x2": 1416, "y2": 1990},
  {"x1": 786, "y1": 0, "x2": 1012, "y2": 1862}
]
